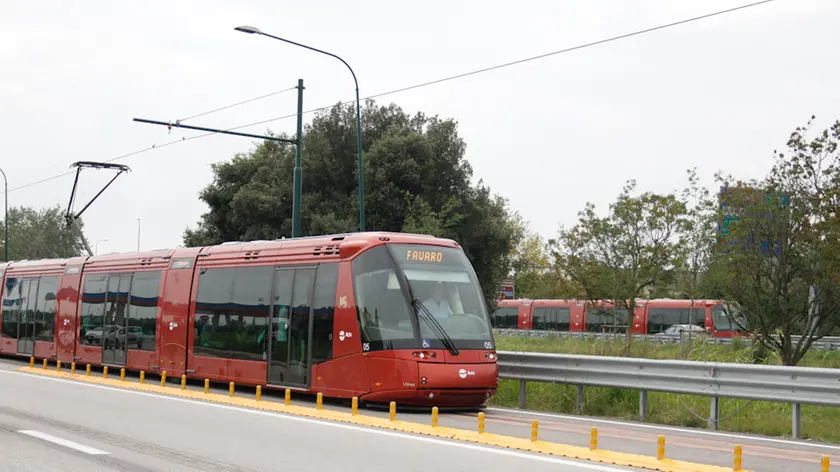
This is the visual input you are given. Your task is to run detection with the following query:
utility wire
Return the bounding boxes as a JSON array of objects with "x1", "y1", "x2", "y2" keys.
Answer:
[
  {"x1": 8, "y1": 87, "x2": 297, "y2": 191},
  {"x1": 10, "y1": 0, "x2": 778, "y2": 193},
  {"x1": 177, "y1": 86, "x2": 297, "y2": 123},
  {"x1": 208, "y1": 0, "x2": 781, "y2": 132}
]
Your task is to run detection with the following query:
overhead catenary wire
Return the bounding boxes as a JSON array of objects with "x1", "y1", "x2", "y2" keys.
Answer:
[
  {"x1": 177, "y1": 86, "x2": 297, "y2": 123},
  {"x1": 8, "y1": 87, "x2": 299, "y2": 191},
  {"x1": 9, "y1": 0, "x2": 778, "y2": 194}
]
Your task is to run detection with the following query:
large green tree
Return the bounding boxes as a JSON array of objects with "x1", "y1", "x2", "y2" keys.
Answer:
[
  {"x1": 551, "y1": 180, "x2": 689, "y2": 353},
  {"x1": 0, "y1": 205, "x2": 86, "y2": 261},
  {"x1": 708, "y1": 116, "x2": 840, "y2": 365},
  {"x1": 184, "y1": 100, "x2": 522, "y2": 308},
  {"x1": 506, "y1": 221, "x2": 581, "y2": 300}
]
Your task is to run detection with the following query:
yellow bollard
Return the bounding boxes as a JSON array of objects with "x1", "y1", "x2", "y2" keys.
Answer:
[
  {"x1": 733, "y1": 445, "x2": 742, "y2": 471},
  {"x1": 657, "y1": 435, "x2": 665, "y2": 460},
  {"x1": 29, "y1": 357, "x2": 34, "y2": 368},
  {"x1": 120, "y1": 368, "x2": 126, "y2": 381},
  {"x1": 531, "y1": 420, "x2": 539, "y2": 442},
  {"x1": 317, "y1": 392, "x2": 323, "y2": 410},
  {"x1": 284, "y1": 388, "x2": 291, "y2": 405},
  {"x1": 56, "y1": 360, "x2": 62, "y2": 372},
  {"x1": 103, "y1": 366, "x2": 108, "y2": 379},
  {"x1": 181, "y1": 375, "x2": 187, "y2": 390},
  {"x1": 590, "y1": 427, "x2": 598, "y2": 450},
  {"x1": 389, "y1": 401, "x2": 396, "y2": 421},
  {"x1": 478, "y1": 412, "x2": 485, "y2": 434},
  {"x1": 822, "y1": 455, "x2": 830, "y2": 472},
  {"x1": 86, "y1": 364, "x2": 91, "y2": 376},
  {"x1": 71, "y1": 362, "x2": 76, "y2": 374},
  {"x1": 229, "y1": 381, "x2": 235, "y2": 397},
  {"x1": 204, "y1": 379, "x2": 210, "y2": 394},
  {"x1": 140, "y1": 371, "x2": 145, "y2": 383},
  {"x1": 160, "y1": 371, "x2": 167, "y2": 387},
  {"x1": 431, "y1": 406, "x2": 439, "y2": 427},
  {"x1": 43, "y1": 359, "x2": 47, "y2": 369},
  {"x1": 256, "y1": 385, "x2": 262, "y2": 401},
  {"x1": 351, "y1": 397, "x2": 359, "y2": 415}
]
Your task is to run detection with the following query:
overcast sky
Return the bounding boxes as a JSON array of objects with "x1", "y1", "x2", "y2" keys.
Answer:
[{"x1": 2, "y1": 0, "x2": 838, "y2": 255}]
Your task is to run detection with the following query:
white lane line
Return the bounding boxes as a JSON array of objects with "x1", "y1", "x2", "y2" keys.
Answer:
[
  {"x1": 18, "y1": 430, "x2": 109, "y2": 455},
  {"x1": 486, "y1": 406, "x2": 840, "y2": 451},
  {"x1": 4, "y1": 371, "x2": 625, "y2": 471}
]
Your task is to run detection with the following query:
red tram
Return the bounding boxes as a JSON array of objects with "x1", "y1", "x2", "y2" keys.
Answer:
[
  {"x1": 491, "y1": 298, "x2": 749, "y2": 337},
  {"x1": 0, "y1": 232, "x2": 498, "y2": 407}
]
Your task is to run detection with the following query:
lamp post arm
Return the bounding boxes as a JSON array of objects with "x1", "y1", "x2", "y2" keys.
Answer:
[{"x1": 256, "y1": 32, "x2": 359, "y2": 92}]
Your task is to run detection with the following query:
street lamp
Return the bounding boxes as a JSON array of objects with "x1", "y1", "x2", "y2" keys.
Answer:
[
  {"x1": 95, "y1": 239, "x2": 108, "y2": 255},
  {"x1": 0, "y1": 167, "x2": 7, "y2": 262},
  {"x1": 234, "y1": 25, "x2": 366, "y2": 232}
]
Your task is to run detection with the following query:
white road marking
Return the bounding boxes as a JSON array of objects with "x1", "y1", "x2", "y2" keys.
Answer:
[
  {"x1": 18, "y1": 430, "x2": 109, "y2": 455},
  {"x1": 486, "y1": 406, "x2": 840, "y2": 451},
  {"x1": 3, "y1": 370, "x2": 626, "y2": 471}
]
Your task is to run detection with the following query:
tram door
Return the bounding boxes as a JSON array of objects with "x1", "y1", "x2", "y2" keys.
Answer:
[
  {"x1": 102, "y1": 274, "x2": 132, "y2": 366},
  {"x1": 267, "y1": 267, "x2": 315, "y2": 388},
  {"x1": 16, "y1": 278, "x2": 37, "y2": 356}
]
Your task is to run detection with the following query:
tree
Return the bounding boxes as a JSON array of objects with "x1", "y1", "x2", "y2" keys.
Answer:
[
  {"x1": 0, "y1": 205, "x2": 86, "y2": 261},
  {"x1": 184, "y1": 100, "x2": 522, "y2": 309},
  {"x1": 505, "y1": 221, "x2": 582, "y2": 299},
  {"x1": 551, "y1": 180, "x2": 689, "y2": 353},
  {"x1": 676, "y1": 168, "x2": 718, "y2": 332},
  {"x1": 507, "y1": 222, "x2": 549, "y2": 299},
  {"x1": 708, "y1": 116, "x2": 840, "y2": 365}
]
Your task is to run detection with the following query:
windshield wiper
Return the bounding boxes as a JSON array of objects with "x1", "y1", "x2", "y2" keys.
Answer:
[{"x1": 411, "y1": 297, "x2": 459, "y2": 356}]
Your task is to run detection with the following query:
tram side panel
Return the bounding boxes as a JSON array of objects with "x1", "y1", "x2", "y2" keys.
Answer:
[
  {"x1": 0, "y1": 264, "x2": 12, "y2": 354},
  {"x1": 158, "y1": 257, "x2": 198, "y2": 378},
  {"x1": 312, "y1": 261, "x2": 370, "y2": 399},
  {"x1": 56, "y1": 264, "x2": 83, "y2": 364}
]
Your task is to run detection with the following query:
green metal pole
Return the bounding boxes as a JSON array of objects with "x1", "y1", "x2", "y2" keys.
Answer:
[
  {"x1": 293, "y1": 78, "x2": 304, "y2": 238},
  {"x1": 354, "y1": 88, "x2": 364, "y2": 232}
]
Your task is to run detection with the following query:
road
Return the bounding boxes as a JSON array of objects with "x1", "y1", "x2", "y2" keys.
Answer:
[
  {"x1": 2, "y1": 356, "x2": 838, "y2": 471},
  {"x1": 0, "y1": 357, "x2": 637, "y2": 472}
]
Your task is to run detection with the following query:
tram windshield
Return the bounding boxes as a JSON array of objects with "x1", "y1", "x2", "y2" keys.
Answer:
[
  {"x1": 711, "y1": 303, "x2": 749, "y2": 333},
  {"x1": 352, "y1": 243, "x2": 494, "y2": 352}
]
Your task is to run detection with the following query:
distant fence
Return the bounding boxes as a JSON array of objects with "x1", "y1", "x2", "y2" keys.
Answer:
[
  {"x1": 494, "y1": 328, "x2": 840, "y2": 352},
  {"x1": 496, "y1": 350, "x2": 840, "y2": 438}
]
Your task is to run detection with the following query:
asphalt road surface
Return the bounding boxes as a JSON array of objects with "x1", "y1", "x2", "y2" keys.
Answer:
[
  {"x1": 0, "y1": 358, "x2": 639, "y2": 472},
  {"x1": 2, "y1": 355, "x2": 838, "y2": 471}
]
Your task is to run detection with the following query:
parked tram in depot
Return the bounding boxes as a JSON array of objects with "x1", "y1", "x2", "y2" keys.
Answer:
[
  {"x1": 490, "y1": 298, "x2": 749, "y2": 338},
  {"x1": 0, "y1": 232, "x2": 498, "y2": 407}
]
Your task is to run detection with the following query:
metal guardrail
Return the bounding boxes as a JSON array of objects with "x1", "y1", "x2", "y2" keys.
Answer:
[
  {"x1": 496, "y1": 351, "x2": 840, "y2": 438},
  {"x1": 495, "y1": 328, "x2": 840, "y2": 351}
]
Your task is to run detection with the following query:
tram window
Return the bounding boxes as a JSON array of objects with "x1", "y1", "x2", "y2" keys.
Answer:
[
  {"x1": 352, "y1": 245, "x2": 415, "y2": 350},
  {"x1": 549, "y1": 307, "x2": 571, "y2": 331},
  {"x1": 34, "y1": 276, "x2": 59, "y2": 342},
  {"x1": 490, "y1": 307, "x2": 518, "y2": 328},
  {"x1": 647, "y1": 308, "x2": 698, "y2": 333},
  {"x1": 102, "y1": 273, "x2": 131, "y2": 344},
  {"x1": 227, "y1": 266, "x2": 273, "y2": 361},
  {"x1": 128, "y1": 271, "x2": 161, "y2": 352},
  {"x1": 312, "y1": 263, "x2": 338, "y2": 364},
  {"x1": 1, "y1": 277, "x2": 20, "y2": 338},
  {"x1": 194, "y1": 268, "x2": 235, "y2": 358},
  {"x1": 711, "y1": 305, "x2": 741, "y2": 331},
  {"x1": 80, "y1": 274, "x2": 107, "y2": 346},
  {"x1": 532, "y1": 307, "x2": 548, "y2": 330},
  {"x1": 586, "y1": 308, "x2": 628, "y2": 333}
]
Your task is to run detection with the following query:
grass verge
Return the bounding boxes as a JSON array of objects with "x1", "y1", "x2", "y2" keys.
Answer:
[{"x1": 491, "y1": 334, "x2": 840, "y2": 443}]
